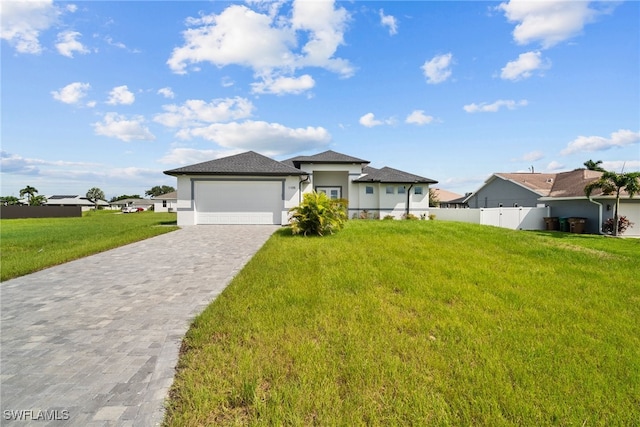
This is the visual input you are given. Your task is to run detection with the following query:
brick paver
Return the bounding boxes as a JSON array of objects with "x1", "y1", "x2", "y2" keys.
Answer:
[{"x1": 1, "y1": 225, "x2": 277, "y2": 426}]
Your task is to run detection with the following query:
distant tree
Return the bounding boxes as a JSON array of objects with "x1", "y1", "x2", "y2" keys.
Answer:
[
  {"x1": 86, "y1": 187, "x2": 106, "y2": 210},
  {"x1": 429, "y1": 188, "x2": 440, "y2": 207},
  {"x1": 30, "y1": 195, "x2": 48, "y2": 206},
  {"x1": 585, "y1": 171, "x2": 640, "y2": 236},
  {"x1": 109, "y1": 195, "x2": 142, "y2": 202},
  {"x1": 1, "y1": 196, "x2": 20, "y2": 205},
  {"x1": 583, "y1": 159, "x2": 606, "y2": 172},
  {"x1": 145, "y1": 185, "x2": 175, "y2": 197},
  {"x1": 19, "y1": 185, "x2": 38, "y2": 205}
]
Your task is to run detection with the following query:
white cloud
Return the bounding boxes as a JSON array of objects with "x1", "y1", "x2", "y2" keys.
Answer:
[
  {"x1": 561, "y1": 129, "x2": 640, "y2": 155},
  {"x1": 359, "y1": 113, "x2": 381, "y2": 128},
  {"x1": 251, "y1": 74, "x2": 315, "y2": 95},
  {"x1": 422, "y1": 53, "x2": 453, "y2": 84},
  {"x1": 55, "y1": 30, "x2": 89, "y2": 58},
  {"x1": 405, "y1": 110, "x2": 434, "y2": 126},
  {"x1": 290, "y1": 0, "x2": 352, "y2": 75},
  {"x1": 106, "y1": 85, "x2": 135, "y2": 105},
  {"x1": 157, "y1": 87, "x2": 175, "y2": 99},
  {"x1": 158, "y1": 147, "x2": 241, "y2": 165},
  {"x1": 1, "y1": 150, "x2": 98, "y2": 175},
  {"x1": 501, "y1": 51, "x2": 550, "y2": 81},
  {"x1": 167, "y1": 1, "x2": 353, "y2": 92},
  {"x1": 546, "y1": 161, "x2": 565, "y2": 171},
  {"x1": 167, "y1": 5, "x2": 295, "y2": 74},
  {"x1": 93, "y1": 113, "x2": 155, "y2": 142},
  {"x1": 0, "y1": 0, "x2": 60, "y2": 54},
  {"x1": 176, "y1": 120, "x2": 331, "y2": 156},
  {"x1": 154, "y1": 97, "x2": 255, "y2": 128},
  {"x1": 463, "y1": 99, "x2": 528, "y2": 113},
  {"x1": 513, "y1": 150, "x2": 544, "y2": 162},
  {"x1": 602, "y1": 160, "x2": 640, "y2": 173},
  {"x1": 379, "y1": 9, "x2": 398, "y2": 35},
  {"x1": 51, "y1": 82, "x2": 91, "y2": 105},
  {"x1": 498, "y1": 0, "x2": 612, "y2": 48}
]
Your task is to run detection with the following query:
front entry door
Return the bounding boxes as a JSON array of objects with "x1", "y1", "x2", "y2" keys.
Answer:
[{"x1": 316, "y1": 186, "x2": 341, "y2": 200}]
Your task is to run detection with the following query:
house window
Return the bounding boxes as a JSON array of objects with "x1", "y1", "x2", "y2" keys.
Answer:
[
  {"x1": 366, "y1": 186, "x2": 374, "y2": 194},
  {"x1": 162, "y1": 200, "x2": 167, "y2": 208},
  {"x1": 398, "y1": 186, "x2": 406, "y2": 194},
  {"x1": 386, "y1": 186, "x2": 394, "y2": 194},
  {"x1": 316, "y1": 186, "x2": 341, "y2": 200},
  {"x1": 414, "y1": 186, "x2": 423, "y2": 195}
]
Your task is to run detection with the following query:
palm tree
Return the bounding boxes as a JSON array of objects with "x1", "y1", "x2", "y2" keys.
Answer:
[
  {"x1": 86, "y1": 187, "x2": 106, "y2": 210},
  {"x1": 585, "y1": 171, "x2": 640, "y2": 236},
  {"x1": 19, "y1": 185, "x2": 38, "y2": 205},
  {"x1": 583, "y1": 159, "x2": 606, "y2": 172}
]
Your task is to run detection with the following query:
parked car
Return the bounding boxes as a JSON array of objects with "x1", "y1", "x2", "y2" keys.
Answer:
[{"x1": 121, "y1": 207, "x2": 137, "y2": 213}]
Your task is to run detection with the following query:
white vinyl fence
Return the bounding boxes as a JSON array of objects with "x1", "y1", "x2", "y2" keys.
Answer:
[{"x1": 430, "y1": 206, "x2": 550, "y2": 231}]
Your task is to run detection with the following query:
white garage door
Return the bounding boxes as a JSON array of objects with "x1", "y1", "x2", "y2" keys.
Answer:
[{"x1": 194, "y1": 180, "x2": 283, "y2": 225}]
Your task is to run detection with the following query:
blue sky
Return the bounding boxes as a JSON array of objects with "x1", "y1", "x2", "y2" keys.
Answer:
[{"x1": 2, "y1": 0, "x2": 639, "y2": 200}]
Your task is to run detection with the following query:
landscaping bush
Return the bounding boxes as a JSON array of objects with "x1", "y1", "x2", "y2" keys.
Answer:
[
  {"x1": 602, "y1": 215, "x2": 634, "y2": 235},
  {"x1": 289, "y1": 192, "x2": 347, "y2": 236}
]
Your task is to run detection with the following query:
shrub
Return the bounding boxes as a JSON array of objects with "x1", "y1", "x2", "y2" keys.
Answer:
[
  {"x1": 403, "y1": 213, "x2": 418, "y2": 220},
  {"x1": 383, "y1": 215, "x2": 395, "y2": 220},
  {"x1": 428, "y1": 214, "x2": 436, "y2": 221},
  {"x1": 602, "y1": 216, "x2": 634, "y2": 235},
  {"x1": 289, "y1": 192, "x2": 348, "y2": 236}
]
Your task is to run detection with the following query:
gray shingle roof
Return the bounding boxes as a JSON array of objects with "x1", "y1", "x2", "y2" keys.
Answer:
[
  {"x1": 354, "y1": 166, "x2": 438, "y2": 184},
  {"x1": 164, "y1": 151, "x2": 305, "y2": 176},
  {"x1": 283, "y1": 150, "x2": 369, "y2": 167}
]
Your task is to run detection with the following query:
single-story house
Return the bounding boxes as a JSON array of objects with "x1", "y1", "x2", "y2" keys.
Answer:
[
  {"x1": 433, "y1": 188, "x2": 467, "y2": 208},
  {"x1": 45, "y1": 195, "x2": 109, "y2": 211},
  {"x1": 151, "y1": 191, "x2": 177, "y2": 213},
  {"x1": 465, "y1": 169, "x2": 640, "y2": 235},
  {"x1": 163, "y1": 150, "x2": 437, "y2": 226},
  {"x1": 109, "y1": 198, "x2": 154, "y2": 211}
]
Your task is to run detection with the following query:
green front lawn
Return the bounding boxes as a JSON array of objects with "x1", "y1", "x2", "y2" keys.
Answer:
[
  {"x1": 165, "y1": 220, "x2": 639, "y2": 426},
  {"x1": 0, "y1": 210, "x2": 178, "y2": 281}
]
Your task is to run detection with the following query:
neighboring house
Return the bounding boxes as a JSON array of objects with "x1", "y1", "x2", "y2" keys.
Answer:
[
  {"x1": 433, "y1": 188, "x2": 467, "y2": 208},
  {"x1": 109, "y1": 198, "x2": 153, "y2": 211},
  {"x1": 151, "y1": 191, "x2": 177, "y2": 213},
  {"x1": 466, "y1": 173, "x2": 556, "y2": 209},
  {"x1": 466, "y1": 169, "x2": 640, "y2": 235},
  {"x1": 45, "y1": 195, "x2": 109, "y2": 211},
  {"x1": 163, "y1": 150, "x2": 437, "y2": 226}
]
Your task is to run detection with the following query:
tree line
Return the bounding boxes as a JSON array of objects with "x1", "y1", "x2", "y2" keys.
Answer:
[{"x1": 1, "y1": 185, "x2": 176, "y2": 209}]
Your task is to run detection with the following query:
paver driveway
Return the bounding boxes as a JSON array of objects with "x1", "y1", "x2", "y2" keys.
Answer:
[{"x1": 1, "y1": 225, "x2": 277, "y2": 426}]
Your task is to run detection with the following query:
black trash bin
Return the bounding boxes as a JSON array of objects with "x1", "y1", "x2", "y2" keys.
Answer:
[{"x1": 559, "y1": 217, "x2": 569, "y2": 232}]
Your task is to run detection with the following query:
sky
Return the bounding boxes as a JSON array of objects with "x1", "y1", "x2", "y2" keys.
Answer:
[{"x1": 1, "y1": 0, "x2": 639, "y2": 201}]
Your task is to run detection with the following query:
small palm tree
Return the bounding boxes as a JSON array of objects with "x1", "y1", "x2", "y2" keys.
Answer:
[
  {"x1": 585, "y1": 171, "x2": 640, "y2": 236},
  {"x1": 19, "y1": 185, "x2": 38, "y2": 205},
  {"x1": 583, "y1": 159, "x2": 606, "y2": 172}
]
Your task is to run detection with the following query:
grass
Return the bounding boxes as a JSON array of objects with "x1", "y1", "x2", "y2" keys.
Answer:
[
  {"x1": 164, "y1": 220, "x2": 640, "y2": 426},
  {"x1": 0, "y1": 210, "x2": 178, "y2": 281}
]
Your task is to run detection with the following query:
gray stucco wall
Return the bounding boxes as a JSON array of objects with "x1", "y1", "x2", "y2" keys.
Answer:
[
  {"x1": 468, "y1": 178, "x2": 540, "y2": 208},
  {"x1": 545, "y1": 200, "x2": 601, "y2": 234}
]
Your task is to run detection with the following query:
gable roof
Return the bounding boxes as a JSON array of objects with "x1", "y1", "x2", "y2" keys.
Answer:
[
  {"x1": 44, "y1": 195, "x2": 109, "y2": 206},
  {"x1": 283, "y1": 150, "x2": 369, "y2": 167},
  {"x1": 492, "y1": 173, "x2": 557, "y2": 196},
  {"x1": 546, "y1": 169, "x2": 603, "y2": 198},
  {"x1": 433, "y1": 188, "x2": 464, "y2": 202},
  {"x1": 164, "y1": 151, "x2": 305, "y2": 176},
  {"x1": 151, "y1": 191, "x2": 177, "y2": 200},
  {"x1": 354, "y1": 166, "x2": 438, "y2": 184},
  {"x1": 478, "y1": 169, "x2": 633, "y2": 200}
]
